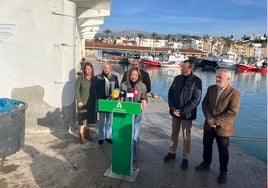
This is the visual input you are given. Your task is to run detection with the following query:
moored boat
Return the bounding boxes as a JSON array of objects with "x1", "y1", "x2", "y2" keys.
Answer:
[
  {"x1": 140, "y1": 58, "x2": 161, "y2": 67},
  {"x1": 160, "y1": 61, "x2": 181, "y2": 68},
  {"x1": 162, "y1": 51, "x2": 188, "y2": 68},
  {"x1": 140, "y1": 50, "x2": 188, "y2": 68},
  {"x1": 256, "y1": 67, "x2": 268, "y2": 73},
  {"x1": 201, "y1": 54, "x2": 221, "y2": 68},
  {"x1": 237, "y1": 64, "x2": 268, "y2": 73},
  {"x1": 219, "y1": 50, "x2": 238, "y2": 69},
  {"x1": 202, "y1": 51, "x2": 238, "y2": 69}
]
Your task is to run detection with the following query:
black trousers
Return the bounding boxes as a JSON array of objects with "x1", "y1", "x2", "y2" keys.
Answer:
[{"x1": 203, "y1": 129, "x2": 229, "y2": 172}]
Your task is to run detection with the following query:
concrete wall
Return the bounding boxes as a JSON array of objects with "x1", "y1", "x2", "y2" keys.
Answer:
[{"x1": 0, "y1": 0, "x2": 81, "y2": 132}]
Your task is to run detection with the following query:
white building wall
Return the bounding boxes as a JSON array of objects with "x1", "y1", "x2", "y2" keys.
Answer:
[
  {"x1": 139, "y1": 38, "x2": 167, "y2": 48},
  {"x1": 0, "y1": 0, "x2": 80, "y2": 131}
]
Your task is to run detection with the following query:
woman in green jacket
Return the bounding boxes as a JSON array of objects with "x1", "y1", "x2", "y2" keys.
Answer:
[{"x1": 75, "y1": 62, "x2": 97, "y2": 144}]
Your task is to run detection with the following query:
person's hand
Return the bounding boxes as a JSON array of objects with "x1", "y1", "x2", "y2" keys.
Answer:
[
  {"x1": 207, "y1": 116, "x2": 216, "y2": 128},
  {"x1": 77, "y1": 102, "x2": 83, "y2": 108},
  {"x1": 173, "y1": 109, "x2": 181, "y2": 117},
  {"x1": 141, "y1": 100, "x2": 147, "y2": 109}
]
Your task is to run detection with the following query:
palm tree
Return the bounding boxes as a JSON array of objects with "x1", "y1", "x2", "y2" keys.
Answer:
[
  {"x1": 166, "y1": 34, "x2": 173, "y2": 48},
  {"x1": 151, "y1": 32, "x2": 158, "y2": 48},
  {"x1": 137, "y1": 33, "x2": 145, "y2": 46},
  {"x1": 203, "y1": 34, "x2": 210, "y2": 42},
  {"x1": 211, "y1": 39, "x2": 216, "y2": 54},
  {"x1": 103, "y1": 29, "x2": 111, "y2": 43},
  {"x1": 151, "y1": 32, "x2": 158, "y2": 56}
]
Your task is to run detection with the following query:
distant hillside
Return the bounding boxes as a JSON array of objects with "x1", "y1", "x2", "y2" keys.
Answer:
[{"x1": 96, "y1": 29, "x2": 183, "y2": 39}]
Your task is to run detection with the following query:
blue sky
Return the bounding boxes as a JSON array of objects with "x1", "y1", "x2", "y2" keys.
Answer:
[{"x1": 100, "y1": 0, "x2": 267, "y2": 39}]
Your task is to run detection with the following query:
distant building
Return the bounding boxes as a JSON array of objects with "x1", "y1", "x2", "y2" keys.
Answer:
[
  {"x1": 138, "y1": 38, "x2": 166, "y2": 48},
  {"x1": 182, "y1": 39, "x2": 203, "y2": 51},
  {"x1": 251, "y1": 43, "x2": 263, "y2": 57},
  {"x1": 169, "y1": 41, "x2": 183, "y2": 49}
]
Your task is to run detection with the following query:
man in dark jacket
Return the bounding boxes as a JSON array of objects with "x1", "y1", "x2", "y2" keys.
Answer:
[
  {"x1": 163, "y1": 60, "x2": 202, "y2": 170},
  {"x1": 121, "y1": 59, "x2": 151, "y2": 93}
]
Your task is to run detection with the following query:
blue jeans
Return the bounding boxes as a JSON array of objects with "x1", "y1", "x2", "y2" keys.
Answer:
[
  {"x1": 98, "y1": 112, "x2": 112, "y2": 140},
  {"x1": 133, "y1": 114, "x2": 142, "y2": 161}
]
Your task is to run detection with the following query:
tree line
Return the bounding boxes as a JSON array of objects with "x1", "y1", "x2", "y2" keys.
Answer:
[{"x1": 96, "y1": 29, "x2": 267, "y2": 48}]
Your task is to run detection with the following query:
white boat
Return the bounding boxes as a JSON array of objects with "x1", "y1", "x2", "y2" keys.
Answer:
[
  {"x1": 202, "y1": 54, "x2": 221, "y2": 68},
  {"x1": 202, "y1": 51, "x2": 238, "y2": 69},
  {"x1": 219, "y1": 50, "x2": 238, "y2": 69},
  {"x1": 160, "y1": 51, "x2": 188, "y2": 68},
  {"x1": 127, "y1": 54, "x2": 140, "y2": 64},
  {"x1": 97, "y1": 56, "x2": 109, "y2": 63},
  {"x1": 253, "y1": 57, "x2": 265, "y2": 67},
  {"x1": 160, "y1": 61, "x2": 181, "y2": 68}
]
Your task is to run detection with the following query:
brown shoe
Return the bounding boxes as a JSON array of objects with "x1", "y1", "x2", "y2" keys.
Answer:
[
  {"x1": 79, "y1": 133, "x2": 86, "y2": 144},
  {"x1": 84, "y1": 129, "x2": 92, "y2": 141}
]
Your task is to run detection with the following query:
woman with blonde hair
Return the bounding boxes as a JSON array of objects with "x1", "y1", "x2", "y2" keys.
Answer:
[
  {"x1": 94, "y1": 62, "x2": 119, "y2": 145},
  {"x1": 75, "y1": 62, "x2": 97, "y2": 144}
]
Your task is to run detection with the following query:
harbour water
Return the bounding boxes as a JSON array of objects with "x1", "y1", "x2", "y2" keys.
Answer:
[{"x1": 109, "y1": 63, "x2": 267, "y2": 164}]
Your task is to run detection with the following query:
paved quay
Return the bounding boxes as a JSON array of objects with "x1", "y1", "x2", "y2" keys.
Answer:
[{"x1": 0, "y1": 96, "x2": 267, "y2": 188}]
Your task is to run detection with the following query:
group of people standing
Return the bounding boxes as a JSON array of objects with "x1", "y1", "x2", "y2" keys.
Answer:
[
  {"x1": 163, "y1": 60, "x2": 240, "y2": 184},
  {"x1": 75, "y1": 58, "x2": 240, "y2": 184},
  {"x1": 75, "y1": 59, "x2": 151, "y2": 161},
  {"x1": 75, "y1": 61, "x2": 118, "y2": 145}
]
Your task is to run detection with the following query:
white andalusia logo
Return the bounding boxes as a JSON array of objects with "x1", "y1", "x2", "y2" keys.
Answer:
[{"x1": 116, "y1": 102, "x2": 122, "y2": 108}]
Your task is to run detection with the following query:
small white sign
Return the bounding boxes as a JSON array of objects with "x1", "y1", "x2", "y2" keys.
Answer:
[
  {"x1": 0, "y1": 23, "x2": 17, "y2": 43},
  {"x1": 126, "y1": 93, "x2": 134, "y2": 98}
]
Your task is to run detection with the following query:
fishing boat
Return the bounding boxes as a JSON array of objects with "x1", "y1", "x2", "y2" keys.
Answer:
[
  {"x1": 140, "y1": 58, "x2": 161, "y2": 67},
  {"x1": 202, "y1": 51, "x2": 238, "y2": 69},
  {"x1": 97, "y1": 56, "x2": 109, "y2": 62},
  {"x1": 140, "y1": 55, "x2": 162, "y2": 67},
  {"x1": 237, "y1": 64, "x2": 268, "y2": 73},
  {"x1": 140, "y1": 51, "x2": 188, "y2": 67},
  {"x1": 160, "y1": 61, "x2": 182, "y2": 68},
  {"x1": 161, "y1": 51, "x2": 187, "y2": 68},
  {"x1": 219, "y1": 50, "x2": 238, "y2": 69},
  {"x1": 201, "y1": 54, "x2": 221, "y2": 68},
  {"x1": 127, "y1": 53, "x2": 140, "y2": 64}
]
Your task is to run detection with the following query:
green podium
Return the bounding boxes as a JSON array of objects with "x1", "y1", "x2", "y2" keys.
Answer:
[{"x1": 98, "y1": 99, "x2": 141, "y2": 181}]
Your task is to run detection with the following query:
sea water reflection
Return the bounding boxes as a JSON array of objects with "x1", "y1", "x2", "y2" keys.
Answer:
[{"x1": 110, "y1": 63, "x2": 267, "y2": 164}]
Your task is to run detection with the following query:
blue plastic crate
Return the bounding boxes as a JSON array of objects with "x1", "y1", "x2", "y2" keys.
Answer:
[{"x1": 0, "y1": 98, "x2": 20, "y2": 113}]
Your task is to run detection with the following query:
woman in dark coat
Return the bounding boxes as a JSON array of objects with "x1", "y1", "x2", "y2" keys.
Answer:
[{"x1": 94, "y1": 62, "x2": 119, "y2": 145}]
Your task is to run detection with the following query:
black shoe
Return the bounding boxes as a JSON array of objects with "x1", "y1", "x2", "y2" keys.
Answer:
[
  {"x1": 217, "y1": 172, "x2": 227, "y2": 184},
  {"x1": 181, "y1": 159, "x2": 188, "y2": 169},
  {"x1": 163, "y1": 153, "x2": 176, "y2": 162},
  {"x1": 195, "y1": 162, "x2": 210, "y2": 171},
  {"x1": 98, "y1": 140, "x2": 104, "y2": 145},
  {"x1": 132, "y1": 160, "x2": 138, "y2": 170},
  {"x1": 105, "y1": 138, "x2": 112, "y2": 144}
]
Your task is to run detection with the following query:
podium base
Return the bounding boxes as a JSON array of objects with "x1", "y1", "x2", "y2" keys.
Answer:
[{"x1": 104, "y1": 165, "x2": 140, "y2": 182}]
